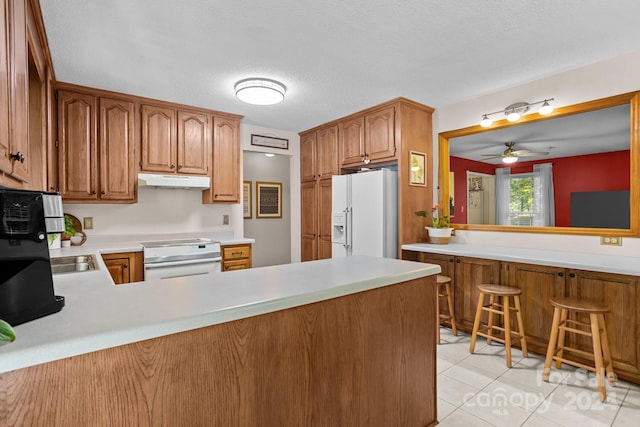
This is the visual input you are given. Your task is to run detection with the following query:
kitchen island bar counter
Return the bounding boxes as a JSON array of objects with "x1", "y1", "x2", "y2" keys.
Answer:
[
  {"x1": 0, "y1": 256, "x2": 440, "y2": 374},
  {"x1": 402, "y1": 242, "x2": 640, "y2": 276}
]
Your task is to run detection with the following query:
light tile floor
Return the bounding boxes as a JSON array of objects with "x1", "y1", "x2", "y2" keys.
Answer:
[{"x1": 436, "y1": 328, "x2": 640, "y2": 427}]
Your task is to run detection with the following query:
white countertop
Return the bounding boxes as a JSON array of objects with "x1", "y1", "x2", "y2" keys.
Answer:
[
  {"x1": 402, "y1": 243, "x2": 640, "y2": 276},
  {"x1": 0, "y1": 255, "x2": 440, "y2": 374}
]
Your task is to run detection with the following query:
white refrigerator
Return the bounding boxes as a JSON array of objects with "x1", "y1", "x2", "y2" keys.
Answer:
[{"x1": 331, "y1": 169, "x2": 398, "y2": 258}]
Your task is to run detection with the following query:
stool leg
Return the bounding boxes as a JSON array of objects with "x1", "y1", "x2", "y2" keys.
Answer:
[
  {"x1": 445, "y1": 283, "x2": 457, "y2": 336},
  {"x1": 486, "y1": 294, "x2": 496, "y2": 345},
  {"x1": 514, "y1": 295, "x2": 528, "y2": 358},
  {"x1": 555, "y1": 308, "x2": 568, "y2": 369},
  {"x1": 469, "y1": 291, "x2": 485, "y2": 354},
  {"x1": 436, "y1": 285, "x2": 441, "y2": 344},
  {"x1": 503, "y1": 295, "x2": 513, "y2": 368},
  {"x1": 543, "y1": 307, "x2": 562, "y2": 382},
  {"x1": 597, "y1": 313, "x2": 616, "y2": 386},
  {"x1": 590, "y1": 313, "x2": 607, "y2": 402}
]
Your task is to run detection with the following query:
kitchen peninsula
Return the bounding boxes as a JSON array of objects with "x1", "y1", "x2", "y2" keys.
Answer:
[{"x1": 0, "y1": 256, "x2": 440, "y2": 426}]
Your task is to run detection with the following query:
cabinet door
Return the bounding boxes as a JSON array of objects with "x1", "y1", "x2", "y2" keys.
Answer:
[
  {"x1": 418, "y1": 253, "x2": 455, "y2": 279},
  {"x1": 316, "y1": 125, "x2": 339, "y2": 180},
  {"x1": 454, "y1": 256, "x2": 501, "y2": 330},
  {"x1": 99, "y1": 97, "x2": 136, "y2": 201},
  {"x1": 300, "y1": 131, "x2": 316, "y2": 182},
  {"x1": 318, "y1": 178, "x2": 332, "y2": 259},
  {"x1": 104, "y1": 257, "x2": 130, "y2": 284},
  {"x1": 209, "y1": 116, "x2": 239, "y2": 202},
  {"x1": 505, "y1": 262, "x2": 566, "y2": 352},
  {"x1": 141, "y1": 104, "x2": 176, "y2": 173},
  {"x1": 365, "y1": 106, "x2": 395, "y2": 163},
  {"x1": 0, "y1": 0, "x2": 11, "y2": 174},
  {"x1": 568, "y1": 269, "x2": 639, "y2": 374},
  {"x1": 301, "y1": 181, "x2": 318, "y2": 261},
  {"x1": 58, "y1": 90, "x2": 97, "y2": 200},
  {"x1": 339, "y1": 116, "x2": 364, "y2": 166},
  {"x1": 177, "y1": 110, "x2": 209, "y2": 175}
]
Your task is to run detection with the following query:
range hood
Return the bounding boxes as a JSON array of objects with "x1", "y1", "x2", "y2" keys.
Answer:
[{"x1": 137, "y1": 173, "x2": 211, "y2": 189}]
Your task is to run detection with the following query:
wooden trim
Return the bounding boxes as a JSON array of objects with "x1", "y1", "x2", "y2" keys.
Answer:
[
  {"x1": 0, "y1": 276, "x2": 438, "y2": 426},
  {"x1": 438, "y1": 91, "x2": 640, "y2": 237}
]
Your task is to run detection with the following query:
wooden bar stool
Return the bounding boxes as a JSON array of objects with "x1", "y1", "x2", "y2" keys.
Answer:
[
  {"x1": 542, "y1": 297, "x2": 615, "y2": 402},
  {"x1": 436, "y1": 275, "x2": 458, "y2": 344},
  {"x1": 469, "y1": 284, "x2": 528, "y2": 367}
]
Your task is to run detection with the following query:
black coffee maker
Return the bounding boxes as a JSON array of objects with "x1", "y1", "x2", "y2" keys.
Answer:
[{"x1": 0, "y1": 187, "x2": 65, "y2": 325}]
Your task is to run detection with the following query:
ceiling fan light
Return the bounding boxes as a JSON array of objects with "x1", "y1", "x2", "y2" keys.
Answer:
[
  {"x1": 235, "y1": 78, "x2": 286, "y2": 105},
  {"x1": 539, "y1": 100, "x2": 554, "y2": 115},
  {"x1": 502, "y1": 156, "x2": 518, "y2": 164},
  {"x1": 480, "y1": 114, "x2": 493, "y2": 127}
]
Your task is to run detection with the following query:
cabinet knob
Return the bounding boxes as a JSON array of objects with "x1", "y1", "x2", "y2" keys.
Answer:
[
  {"x1": 123, "y1": 264, "x2": 128, "y2": 269},
  {"x1": 362, "y1": 154, "x2": 370, "y2": 165},
  {"x1": 558, "y1": 272, "x2": 564, "y2": 277},
  {"x1": 170, "y1": 164, "x2": 176, "y2": 169},
  {"x1": 569, "y1": 272, "x2": 576, "y2": 278},
  {"x1": 178, "y1": 165, "x2": 182, "y2": 169},
  {"x1": 9, "y1": 152, "x2": 25, "y2": 163},
  {"x1": 101, "y1": 191, "x2": 106, "y2": 195},
  {"x1": 92, "y1": 190, "x2": 97, "y2": 195},
  {"x1": 456, "y1": 258, "x2": 461, "y2": 263}
]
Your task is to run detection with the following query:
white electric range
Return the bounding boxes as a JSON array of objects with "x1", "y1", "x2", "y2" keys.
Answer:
[{"x1": 140, "y1": 238, "x2": 221, "y2": 280}]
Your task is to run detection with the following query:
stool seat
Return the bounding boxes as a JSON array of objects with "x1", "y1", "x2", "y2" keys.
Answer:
[
  {"x1": 543, "y1": 297, "x2": 615, "y2": 402},
  {"x1": 477, "y1": 284, "x2": 522, "y2": 296},
  {"x1": 470, "y1": 284, "x2": 528, "y2": 367},
  {"x1": 436, "y1": 275, "x2": 457, "y2": 344},
  {"x1": 550, "y1": 297, "x2": 611, "y2": 313}
]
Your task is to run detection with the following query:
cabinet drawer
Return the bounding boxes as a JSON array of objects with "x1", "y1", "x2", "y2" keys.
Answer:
[
  {"x1": 223, "y1": 245, "x2": 250, "y2": 260},
  {"x1": 223, "y1": 259, "x2": 251, "y2": 271}
]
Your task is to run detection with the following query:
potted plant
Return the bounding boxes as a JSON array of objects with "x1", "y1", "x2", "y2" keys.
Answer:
[
  {"x1": 61, "y1": 214, "x2": 76, "y2": 248},
  {"x1": 0, "y1": 319, "x2": 16, "y2": 344},
  {"x1": 415, "y1": 204, "x2": 452, "y2": 244}
]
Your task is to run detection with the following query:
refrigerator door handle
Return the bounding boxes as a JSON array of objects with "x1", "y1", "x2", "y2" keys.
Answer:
[{"x1": 344, "y1": 207, "x2": 352, "y2": 252}]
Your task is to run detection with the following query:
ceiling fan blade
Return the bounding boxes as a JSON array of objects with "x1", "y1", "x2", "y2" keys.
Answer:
[
  {"x1": 513, "y1": 150, "x2": 549, "y2": 156},
  {"x1": 480, "y1": 154, "x2": 504, "y2": 159}
]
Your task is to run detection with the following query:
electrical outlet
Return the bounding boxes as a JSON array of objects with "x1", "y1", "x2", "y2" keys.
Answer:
[
  {"x1": 83, "y1": 217, "x2": 94, "y2": 229},
  {"x1": 600, "y1": 236, "x2": 622, "y2": 246},
  {"x1": 223, "y1": 214, "x2": 229, "y2": 225}
]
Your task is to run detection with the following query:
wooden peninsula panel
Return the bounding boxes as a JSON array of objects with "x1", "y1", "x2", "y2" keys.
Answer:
[{"x1": 0, "y1": 276, "x2": 438, "y2": 427}]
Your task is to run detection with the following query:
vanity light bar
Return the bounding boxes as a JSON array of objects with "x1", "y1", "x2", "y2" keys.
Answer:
[{"x1": 480, "y1": 98, "x2": 555, "y2": 127}]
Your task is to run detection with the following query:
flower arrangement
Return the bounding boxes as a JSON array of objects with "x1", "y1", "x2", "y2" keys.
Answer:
[{"x1": 415, "y1": 203, "x2": 451, "y2": 229}]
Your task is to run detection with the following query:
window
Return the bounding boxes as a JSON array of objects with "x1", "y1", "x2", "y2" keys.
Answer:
[{"x1": 509, "y1": 174, "x2": 534, "y2": 226}]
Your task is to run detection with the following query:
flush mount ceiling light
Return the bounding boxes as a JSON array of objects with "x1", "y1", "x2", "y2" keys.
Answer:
[
  {"x1": 480, "y1": 98, "x2": 555, "y2": 127},
  {"x1": 234, "y1": 78, "x2": 286, "y2": 105}
]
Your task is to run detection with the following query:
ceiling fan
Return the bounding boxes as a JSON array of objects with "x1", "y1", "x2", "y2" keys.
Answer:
[{"x1": 482, "y1": 142, "x2": 549, "y2": 163}]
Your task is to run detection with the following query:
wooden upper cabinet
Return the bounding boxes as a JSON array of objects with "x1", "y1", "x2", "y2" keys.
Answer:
[
  {"x1": 177, "y1": 110, "x2": 209, "y2": 175},
  {"x1": 316, "y1": 125, "x2": 339, "y2": 180},
  {"x1": 300, "y1": 131, "x2": 316, "y2": 182},
  {"x1": 140, "y1": 104, "x2": 177, "y2": 173},
  {"x1": 99, "y1": 97, "x2": 136, "y2": 201},
  {"x1": 365, "y1": 106, "x2": 395, "y2": 163},
  {"x1": 57, "y1": 90, "x2": 98, "y2": 200},
  {"x1": 339, "y1": 116, "x2": 365, "y2": 166},
  {"x1": 339, "y1": 106, "x2": 395, "y2": 167},
  {"x1": 203, "y1": 116, "x2": 240, "y2": 203},
  {"x1": 0, "y1": 0, "x2": 28, "y2": 181}
]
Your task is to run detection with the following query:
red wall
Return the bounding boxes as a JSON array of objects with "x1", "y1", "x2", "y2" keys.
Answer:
[{"x1": 450, "y1": 150, "x2": 630, "y2": 226}]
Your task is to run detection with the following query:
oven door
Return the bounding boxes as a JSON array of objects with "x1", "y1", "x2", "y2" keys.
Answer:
[{"x1": 144, "y1": 257, "x2": 221, "y2": 281}]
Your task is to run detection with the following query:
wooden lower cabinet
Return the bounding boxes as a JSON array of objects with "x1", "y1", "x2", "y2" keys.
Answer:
[
  {"x1": 222, "y1": 244, "x2": 252, "y2": 271},
  {"x1": 102, "y1": 252, "x2": 144, "y2": 284},
  {"x1": 406, "y1": 250, "x2": 640, "y2": 384}
]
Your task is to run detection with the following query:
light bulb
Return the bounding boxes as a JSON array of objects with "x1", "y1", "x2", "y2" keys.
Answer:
[
  {"x1": 480, "y1": 114, "x2": 493, "y2": 127},
  {"x1": 539, "y1": 100, "x2": 554, "y2": 115},
  {"x1": 502, "y1": 156, "x2": 518, "y2": 164},
  {"x1": 506, "y1": 111, "x2": 521, "y2": 122}
]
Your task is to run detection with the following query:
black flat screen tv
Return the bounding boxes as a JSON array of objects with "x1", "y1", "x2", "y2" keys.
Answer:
[{"x1": 570, "y1": 190, "x2": 630, "y2": 229}]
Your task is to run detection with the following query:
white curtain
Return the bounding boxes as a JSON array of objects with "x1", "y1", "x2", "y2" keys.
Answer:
[
  {"x1": 533, "y1": 163, "x2": 555, "y2": 226},
  {"x1": 495, "y1": 167, "x2": 511, "y2": 225}
]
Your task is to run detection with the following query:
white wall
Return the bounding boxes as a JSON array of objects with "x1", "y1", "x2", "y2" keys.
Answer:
[{"x1": 433, "y1": 50, "x2": 640, "y2": 256}]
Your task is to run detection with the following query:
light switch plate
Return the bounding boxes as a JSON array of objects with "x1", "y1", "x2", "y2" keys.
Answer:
[
  {"x1": 223, "y1": 214, "x2": 229, "y2": 225},
  {"x1": 600, "y1": 236, "x2": 622, "y2": 246},
  {"x1": 83, "y1": 217, "x2": 94, "y2": 229}
]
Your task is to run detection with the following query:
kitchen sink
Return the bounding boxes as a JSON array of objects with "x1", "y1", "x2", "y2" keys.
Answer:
[{"x1": 51, "y1": 255, "x2": 97, "y2": 274}]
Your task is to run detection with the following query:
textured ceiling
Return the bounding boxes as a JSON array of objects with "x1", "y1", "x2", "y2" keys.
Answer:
[{"x1": 39, "y1": 0, "x2": 640, "y2": 132}]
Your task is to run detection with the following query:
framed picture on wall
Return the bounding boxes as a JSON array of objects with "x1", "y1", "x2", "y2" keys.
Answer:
[
  {"x1": 409, "y1": 151, "x2": 427, "y2": 186},
  {"x1": 256, "y1": 181, "x2": 282, "y2": 218},
  {"x1": 251, "y1": 134, "x2": 289, "y2": 150},
  {"x1": 243, "y1": 181, "x2": 252, "y2": 219}
]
